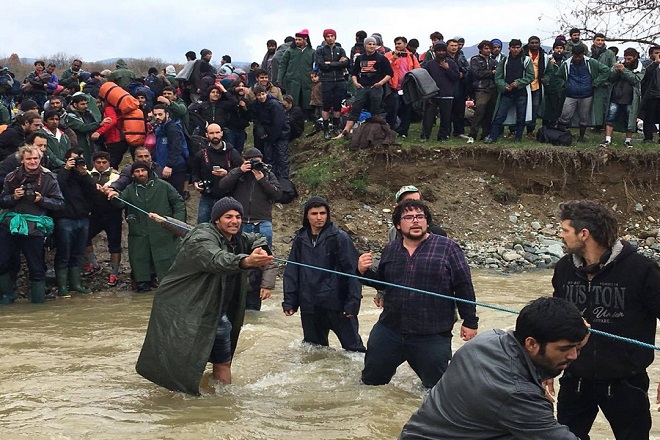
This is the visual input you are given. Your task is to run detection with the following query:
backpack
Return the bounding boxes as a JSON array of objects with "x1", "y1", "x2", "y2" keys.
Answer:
[
  {"x1": 277, "y1": 177, "x2": 298, "y2": 204},
  {"x1": 536, "y1": 126, "x2": 573, "y2": 146},
  {"x1": 0, "y1": 74, "x2": 13, "y2": 93},
  {"x1": 186, "y1": 134, "x2": 207, "y2": 166},
  {"x1": 144, "y1": 75, "x2": 164, "y2": 98}
]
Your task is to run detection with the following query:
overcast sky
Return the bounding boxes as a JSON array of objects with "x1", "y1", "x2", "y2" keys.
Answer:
[{"x1": 5, "y1": 0, "x2": 564, "y2": 66}]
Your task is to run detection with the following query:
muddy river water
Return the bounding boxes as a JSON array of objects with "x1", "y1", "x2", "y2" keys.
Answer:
[{"x1": 1, "y1": 270, "x2": 659, "y2": 439}]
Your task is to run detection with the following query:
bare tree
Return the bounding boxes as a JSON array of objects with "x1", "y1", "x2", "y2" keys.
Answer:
[{"x1": 554, "y1": 0, "x2": 660, "y2": 46}]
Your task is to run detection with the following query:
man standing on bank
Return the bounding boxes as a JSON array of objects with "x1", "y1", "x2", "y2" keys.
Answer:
[{"x1": 357, "y1": 200, "x2": 478, "y2": 388}]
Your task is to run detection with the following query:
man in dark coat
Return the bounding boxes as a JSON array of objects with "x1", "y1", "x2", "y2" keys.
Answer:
[
  {"x1": 0, "y1": 112, "x2": 43, "y2": 161},
  {"x1": 250, "y1": 85, "x2": 290, "y2": 179},
  {"x1": 283, "y1": 197, "x2": 366, "y2": 352}
]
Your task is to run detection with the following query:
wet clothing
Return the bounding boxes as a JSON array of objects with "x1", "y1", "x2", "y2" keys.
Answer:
[
  {"x1": 107, "y1": 59, "x2": 136, "y2": 89},
  {"x1": 63, "y1": 105, "x2": 101, "y2": 168},
  {"x1": 399, "y1": 330, "x2": 579, "y2": 440},
  {"x1": 553, "y1": 240, "x2": 660, "y2": 439},
  {"x1": 283, "y1": 197, "x2": 365, "y2": 352},
  {"x1": 277, "y1": 44, "x2": 314, "y2": 110},
  {"x1": 135, "y1": 222, "x2": 275, "y2": 395},
  {"x1": 39, "y1": 126, "x2": 72, "y2": 169}
]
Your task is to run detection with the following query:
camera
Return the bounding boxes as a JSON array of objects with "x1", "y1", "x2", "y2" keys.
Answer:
[
  {"x1": 199, "y1": 180, "x2": 213, "y2": 195},
  {"x1": 74, "y1": 157, "x2": 87, "y2": 167},
  {"x1": 249, "y1": 159, "x2": 265, "y2": 172},
  {"x1": 396, "y1": 51, "x2": 407, "y2": 57},
  {"x1": 22, "y1": 182, "x2": 36, "y2": 202}
]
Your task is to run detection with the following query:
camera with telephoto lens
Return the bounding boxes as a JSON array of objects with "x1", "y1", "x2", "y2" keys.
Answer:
[
  {"x1": 199, "y1": 180, "x2": 213, "y2": 195},
  {"x1": 249, "y1": 159, "x2": 265, "y2": 172},
  {"x1": 396, "y1": 51, "x2": 407, "y2": 57},
  {"x1": 74, "y1": 156, "x2": 87, "y2": 167},
  {"x1": 22, "y1": 182, "x2": 36, "y2": 202}
]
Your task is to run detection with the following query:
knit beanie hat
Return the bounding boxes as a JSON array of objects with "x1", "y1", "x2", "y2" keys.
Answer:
[
  {"x1": 323, "y1": 29, "x2": 336, "y2": 37},
  {"x1": 364, "y1": 36, "x2": 377, "y2": 45},
  {"x1": 243, "y1": 147, "x2": 263, "y2": 158},
  {"x1": 295, "y1": 29, "x2": 309, "y2": 38},
  {"x1": 491, "y1": 38, "x2": 503, "y2": 47},
  {"x1": 211, "y1": 197, "x2": 244, "y2": 222},
  {"x1": 20, "y1": 99, "x2": 38, "y2": 113},
  {"x1": 130, "y1": 161, "x2": 150, "y2": 174}
]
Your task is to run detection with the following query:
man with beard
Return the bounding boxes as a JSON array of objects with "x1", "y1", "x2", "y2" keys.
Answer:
[
  {"x1": 277, "y1": 29, "x2": 314, "y2": 116},
  {"x1": 523, "y1": 36, "x2": 549, "y2": 138},
  {"x1": 468, "y1": 41, "x2": 498, "y2": 142},
  {"x1": 550, "y1": 199, "x2": 660, "y2": 440},
  {"x1": 564, "y1": 28, "x2": 590, "y2": 58},
  {"x1": 39, "y1": 110, "x2": 71, "y2": 169},
  {"x1": 399, "y1": 297, "x2": 588, "y2": 439},
  {"x1": 357, "y1": 200, "x2": 478, "y2": 388},
  {"x1": 152, "y1": 104, "x2": 189, "y2": 197},
  {"x1": 261, "y1": 40, "x2": 278, "y2": 79},
  {"x1": 0, "y1": 112, "x2": 43, "y2": 161},
  {"x1": 60, "y1": 59, "x2": 85, "y2": 91},
  {"x1": 491, "y1": 38, "x2": 505, "y2": 63},
  {"x1": 600, "y1": 48, "x2": 645, "y2": 148}
]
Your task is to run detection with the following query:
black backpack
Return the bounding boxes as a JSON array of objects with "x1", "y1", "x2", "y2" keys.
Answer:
[
  {"x1": 277, "y1": 178, "x2": 298, "y2": 204},
  {"x1": 536, "y1": 126, "x2": 573, "y2": 146}
]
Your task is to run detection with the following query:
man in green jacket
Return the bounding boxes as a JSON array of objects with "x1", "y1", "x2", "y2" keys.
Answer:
[
  {"x1": 63, "y1": 94, "x2": 110, "y2": 167},
  {"x1": 108, "y1": 161, "x2": 186, "y2": 292},
  {"x1": 277, "y1": 29, "x2": 314, "y2": 115},
  {"x1": 39, "y1": 109, "x2": 71, "y2": 169},
  {"x1": 107, "y1": 59, "x2": 135, "y2": 90},
  {"x1": 135, "y1": 197, "x2": 275, "y2": 395}
]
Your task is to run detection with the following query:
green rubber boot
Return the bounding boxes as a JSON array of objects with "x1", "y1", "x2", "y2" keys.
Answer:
[
  {"x1": 55, "y1": 269, "x2": 71, "y2": 298},
  {"x1": 30, "y1": 280, "x2": 46, "y2": 304},
  {"x1": 69, "y1": 267, "x2": 91, "y2": 294},
  {"x1": 0, "y1": 273, "x2": 15, "y2": 305}
]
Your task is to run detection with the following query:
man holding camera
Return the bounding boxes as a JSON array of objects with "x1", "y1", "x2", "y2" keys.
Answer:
[
  {"x1": 217, "y1": 147, "x2": 282, "y2": 310},
  {"x1": 52, "y1": 148, "x2": 97, "y2": 297},
  {"x1": 0, "y1": 145, "x2": 64, "y2": 304},
  {"x1": 385, "y1": 37, "x2": 421, "y2": 138},
  {"x1": 190, "y1": 124, "x2": 243, "y2": 224}
]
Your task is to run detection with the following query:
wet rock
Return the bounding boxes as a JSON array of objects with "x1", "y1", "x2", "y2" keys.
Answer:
[
  {"x1": 635, "y1": 203, "x2": 643, "y2": 212},
  {"x1": 546, "y1": 244, "x2": 565, "y2": 258},
  {"x1": 485, "y1": 258, "x2": 500, "y2": 265},
  {"x1": 508, "y1": 215, "x2": 518, "y2": 223},
  {"x1": 638, "y1": 230, "x2": 658, "y2": 239},
  {"x1": 502, "y1": 251, "x2": 521, "y2": 262},
  {"x1": 530, "y1": 221, "x2": 542, "y2": 230}
]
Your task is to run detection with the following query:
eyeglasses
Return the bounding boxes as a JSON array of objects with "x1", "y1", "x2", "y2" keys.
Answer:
[{"x1": 401, "y1": 214, "x2": 427, "y2": 222}]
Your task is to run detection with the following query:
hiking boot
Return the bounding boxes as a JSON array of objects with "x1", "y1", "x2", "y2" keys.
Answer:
[
  {"x1": 625, "y1": 141, "x2": 633, "y2": 148},
  {"x1": 107, "y1": 274, "x2": 119, "y2": 287},
  {"x1": 82, "y1": 263, "x2": 101, "y2": 277}
]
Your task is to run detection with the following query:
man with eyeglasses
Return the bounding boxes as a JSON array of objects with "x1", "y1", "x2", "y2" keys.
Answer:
[{"x1": 357, "y1": 199, "x2": 478, "y2": 388}]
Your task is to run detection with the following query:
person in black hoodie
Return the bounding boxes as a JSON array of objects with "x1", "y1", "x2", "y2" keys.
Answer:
[
  {"x1": 550, "y1": 199, "x2": 660, "y2": 440},
  {"x1": 283, "y1": 197, "x2": 366, "y2": 352},
  {"x1": 421, "y1": 42, "x2": 459, "y2": 141},
  {"x1": 52, "y1": 148, "x2": 97, "y2": 297},
  {"x1": 250, "y1": 85, "x2": 290, "y2": 179}
]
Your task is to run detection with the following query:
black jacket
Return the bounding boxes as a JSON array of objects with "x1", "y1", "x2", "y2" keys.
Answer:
[
  {"x1": 216, "y1": 166, "x2": 282, "y2": 222},
  {"x1": 283, "y1": 197, "x2": 362, "y2": 315},
  {"x1": 423, "y1": 59, "x2": 460, "y2": 98},
  {"x1": 251, "y1": 95, "x2": 289, "y2": 141},
  {"x1": 469, "y1": 54, "x2": 498, "y2": 91},
  {"x1": 190, "y1": 143, "x2": 242, "y2": 198},
  {"x1": 189, "y1": 94, "x2": 237, "y2": 127},
  {"x1": 315, "y1": 43, "x2": 349, "y2": 82},
  {"x1": 0, "y1": 122, "x2": 27, "y2": 161},
  {"x1": 52, "y1": 167, "x2": 97, "y2": 219},
  {"x1": 553, "y1": 240, "x2": 660, "y2": 379}
]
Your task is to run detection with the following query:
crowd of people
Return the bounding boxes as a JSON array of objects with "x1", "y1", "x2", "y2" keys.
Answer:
[{"x1": 1, "y1": 28, "x2": 660, "y2": 439}]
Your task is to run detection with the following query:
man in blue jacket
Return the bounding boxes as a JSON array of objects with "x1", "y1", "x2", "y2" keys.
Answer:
[
  {"x1": 283, "y1": 197, "x2": 365, "y2": 352},
  {"x1": 153, "y1": 104, "x2": 189, "y2": 197}
]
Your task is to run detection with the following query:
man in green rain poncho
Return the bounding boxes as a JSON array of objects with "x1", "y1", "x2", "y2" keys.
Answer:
[{"x1": 135, "y1": 197, "x2": 276, "y2": 395}]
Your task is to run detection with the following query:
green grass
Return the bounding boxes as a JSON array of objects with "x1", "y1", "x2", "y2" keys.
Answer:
[{"x1": 296, "y1": 158, "x2": 342, "y2": 189}]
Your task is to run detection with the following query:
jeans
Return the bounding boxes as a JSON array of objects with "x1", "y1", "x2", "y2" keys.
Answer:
[
  {"x1": 606, "y1": 102, "x2": 631, "y2": 126},
  {"x1": 263, "y1": 138, "x2": 289, "y2": 180},
  {"x1": 54, "y1": 217, "x2": 89, "y2": 270},
  {"x1": 241, "y1": 221, "x2": 272, "y2": 247},
  {"x1": 490, "y1": 92, "x2": 528, "y2": 141},
  {"x1": 223, "y1": 128, "x2": 247, "y2": 154},
  {"x1": 300, "y1": 306, "x2": 366, "y2": 352},
  {"x1": 557, "y1": 372, "x2": 651, "y2": 440},
  {"x1": 361, "y1": 321, "x2": 452, "y2": 388},
  {"x1": 209, "y1": 314, "x2": 233, "y2": 364},
  {"x1": 349, "y1": 86, "x2": 385, "y2": 121},
  {"x1": 197, "y1": 194, "x2": 220, "y2": 224}
]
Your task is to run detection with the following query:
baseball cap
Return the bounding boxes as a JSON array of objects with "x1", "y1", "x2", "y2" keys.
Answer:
[{"x1": 395, "y1": 185, "x2": 419, "y2": 202}]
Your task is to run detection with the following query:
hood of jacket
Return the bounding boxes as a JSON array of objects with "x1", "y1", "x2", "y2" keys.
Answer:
[
  {"x1": 302, "y1": 196, "x2": 331, "y2": 230},
  {"x1": 115, "y1": 59, "x2": 128, "y2": 69}
]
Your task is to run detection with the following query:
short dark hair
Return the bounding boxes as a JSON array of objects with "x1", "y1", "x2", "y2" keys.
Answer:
[
  {"x1": 163, "y1": 86, "x2": 177, "y2": 93},
  {"x1": 49, "y1": 95, "x2": 63, "y2": 103},
  {"x1": 356, "y1": 30, "x2": 367, "y2": 41},
  {"x1": 267, "y1": 39, "x2": 277, "y2": 46},
  {"x1": 47, "y1": 63, "x2": 56, "y2": 68},
  {"x1": 394, "y1": 36, "x2": 408, "y2": 44},
  {"x1": 153, "y1": 104, "x2": 169, "y2": 113},
  {"x1": 430, "y1": 31, "x2": 443, "y2": 41},
  {"x1": 255, "y1": 68, "x2": 269, "y2": 77},
  {"x1": 27, "y1": 132, "x2": 47, "y2": 144},
  {"x1": 572, "y1": 44, "x2": 586, "y2": 56},
  {"x1": 34, "y1": 60, "x2": 45, "y2": 67},
  {"x1": 71, "y1": 95, "x2": 88, "y2": 105},
  {"x1": 222, "y1": 55, "x2": 231, "y2": 63},
  {"x1": 648, "y1": 46, "x2": 660, "y2": 56},
  {"x1": 558, "y1": 200, "x2": 618, "y2": 248},
  {"x1": 478, "y1": 40, "x2": 493, "y2": 51},
  {"x1": 284, "y1": 36, "x2": 295, "y2": 43},
  {"x1": 610, "y1": 46, "x2": 620, "y2": 55},
  {"x1": 43, "y1": 109, "x2": 60, "y2": 121},
  {"x1": 528, "y1": 36, "x2": 540, "y2": 43},
  {"x1": 282, "y1": 94, "x2": 294, "y2": 105},
  {"x1": 185, "y1": 51, "x2": 197, "y2": 60},
  {"x1": 569, "y1": 28, "x2": 580, "y2": 36},
  {"x1": 92, "y1": 151, "x2": 111, "y2": 162},
  {"x1": 514, "y1": 297, "x2": 588, "y2": 346},
  {"x1": 253, "y1": 85, "x2": 268, "y2": 94},
  {"x1": 594, "y1": 32, "x2": 606, "y2": 39},
  {"x1": 22, "y1": 112, "x2": 42, "y2": 125},
  {"x1": 392, "y1": 200, "x2": 433, "y2": 226},
  {"x1": 73, "y1": 59, "x2": 83, "y2": 65},
  {"x1": 200, "y1": 48, "x2": 212, "y2": 57},
  {"x1": 622, "y1": 47, "x2": 637, "y2": 57},
  {"x1": 407, "y1": 38, "x2": 419, "y2": 49},
  {"x1": 446, "y1": 39, "x2": 458, "y2": 45},
  {"x1": 65, "y1": 147, "x2": 85, "y2": 159}
]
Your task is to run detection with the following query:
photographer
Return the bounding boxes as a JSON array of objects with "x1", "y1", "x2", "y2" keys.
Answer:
[
  {"x1": 189, "y1": 123, "x2": 243, "y2": 224},
  {"x1": 216, "y1": 148, "x2": 281, "y2": 310},
  {"x1": 0, "y1": 145, "x2": 64, "y2": 304},
  {"x1": 385, "y1": 37, "x2": 421, "y2": 138},
  {"x1": 52, "y1": 148, "x2": 98, "y2": 297}
]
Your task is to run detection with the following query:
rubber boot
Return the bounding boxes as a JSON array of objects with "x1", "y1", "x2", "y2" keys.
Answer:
[
  {"x1": 0, "y1": 273, "x2": 15, "y2": 305},
  {"x1": 55, "y1": 269, "x2": 71, "y2": 298},
  {"x1": 68, "y1": 267, "x2": 91, "y2": 294},
  {"x1": 322, "y1": 119, "x2": 330, "y2": 139},
  {"x1": 30, "y1": 280, "x2": 46, "y2": 304}
]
